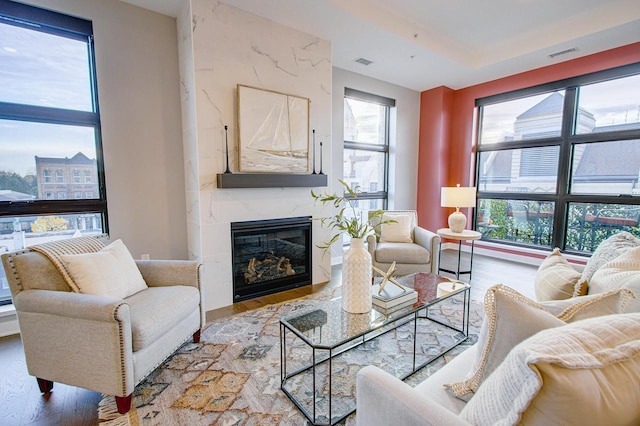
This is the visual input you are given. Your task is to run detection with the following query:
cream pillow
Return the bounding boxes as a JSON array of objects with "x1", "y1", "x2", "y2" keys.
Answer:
[
  {"x1": 589, "y1": 246, "x2": 640, "y2": 294},
  {"x1": 460, "y1": 313, "x2": 640, "y2": 426},
  {"x1": 574, "y1": 231, "x2": 640, "y2": 296},
  {"x1": 102, "y1": 239, "x2": 148, "y2": 296},
  {"x1": 60, "y1": 251, "x2": 128, "y2": 299},
  {"x1": 60, "y1": 239, "x2": 148, "y2": 299},
  {"x1": 445, "y1": 284, "x2": 634, "y2": 399},
  {"x1": 534, "y1": 248, "x2": 581, "y2": 301},
  {"x1": 379, "y1": 213, "x2": 413, "y2": 243}
]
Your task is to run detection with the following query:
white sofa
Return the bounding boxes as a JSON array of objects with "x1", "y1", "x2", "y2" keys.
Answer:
[
  {"x1": 357, "y1": 294, "x2": 640, "y2": 425},
  {"x1": 356, "y1": 232, "x2": 640, "y2": 425}
]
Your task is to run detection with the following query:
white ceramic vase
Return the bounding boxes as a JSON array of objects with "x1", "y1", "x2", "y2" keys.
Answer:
[{"x1": 341, "y1": 237, "x2": 372, "y2": 313}]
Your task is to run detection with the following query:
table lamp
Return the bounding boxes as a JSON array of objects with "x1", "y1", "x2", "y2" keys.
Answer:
[{"x1": 441, "y1": 184, "x2": 476, "y2": 233}]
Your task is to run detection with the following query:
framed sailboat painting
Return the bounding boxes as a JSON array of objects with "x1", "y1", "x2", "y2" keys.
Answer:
[{"x1": 237, "y1": 84, "x2": 310, "y2": 173}]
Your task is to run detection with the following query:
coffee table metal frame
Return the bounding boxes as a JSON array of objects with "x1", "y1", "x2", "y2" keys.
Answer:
[{"x1": 279, "y1": 280, "x2": 470, "y2": 425}]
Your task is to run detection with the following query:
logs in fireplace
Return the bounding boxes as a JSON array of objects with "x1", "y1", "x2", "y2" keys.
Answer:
[{"x1": 231, "y1": 216, "x2": 311, "y2": 301}]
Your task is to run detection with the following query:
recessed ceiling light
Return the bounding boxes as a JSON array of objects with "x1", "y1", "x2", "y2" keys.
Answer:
[
  {"x1": 354, "y1": 57, "x2": 373, "y2": 66},
  {"x1": 3, "y1": 47, "x2": 17, "y2": 53},
  {"x1": 548, "y1": 47, "x2": 578, "y2": 59}
]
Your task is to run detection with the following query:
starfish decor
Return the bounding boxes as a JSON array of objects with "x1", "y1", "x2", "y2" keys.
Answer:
[{"x1": 372, "y1": 261, "x2": 406, "y2": 295}]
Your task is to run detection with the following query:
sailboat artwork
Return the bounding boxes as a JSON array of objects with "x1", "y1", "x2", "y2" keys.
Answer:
[{"x1": 237, "y1": 85, "x2": 310, "y2": 173}]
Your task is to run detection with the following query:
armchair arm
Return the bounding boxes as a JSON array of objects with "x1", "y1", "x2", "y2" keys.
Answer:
[
  {"x1": 366, "y1": 235, "x2": 377, "y2": 259},
  {"x1": 414, "y1": 227, "x2": 441, "y2": 274},
  {"x1": 15, "y1": 289, "x2": 125, "y2": 321},
  {"x1": 13, "y1": 289, "x2": 134, "y2": 397},
  {"x1": 135, "y1": 260, "x2": 202, "y2": 288},
  {"x1": 356, "y1": 366, "x2": 470, "y2": 426}
]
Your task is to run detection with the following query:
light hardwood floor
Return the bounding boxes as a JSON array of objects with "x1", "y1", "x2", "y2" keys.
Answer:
[{"x1": 0, "y1": 250, "x2": 538, "y2": 426}]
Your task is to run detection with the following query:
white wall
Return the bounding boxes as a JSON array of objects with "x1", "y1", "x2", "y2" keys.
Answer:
[
  {"x1": 330, "y1": 67, "x2": 421, "y2": 262},
  {"x1": 178, "y1": 0, "x2": 333, "y2": 312}
]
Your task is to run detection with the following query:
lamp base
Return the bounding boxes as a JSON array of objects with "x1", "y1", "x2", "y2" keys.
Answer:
[{"x1": 448, "y1": 211, "x2": 467, "y2": 233}]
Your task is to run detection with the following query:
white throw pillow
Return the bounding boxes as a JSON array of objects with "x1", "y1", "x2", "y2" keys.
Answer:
[
  {"x1": 574, "y1": 231, "x2": 640, "y2": 296},
  {"x1": 460, "y1": 313, "x2": 640, "y2": 426},
  {"x1": 534, "y1": 248, "x2": 581, "y2": 301},
  {"x1": 101, "y1": 239, "x2": 148, "y2": 297},
  {"x1": 60, "y1": 251, "x2": 129, "y2": 299},
  {"x1": 589, "y1": 246, "x2": 640, "y2": 294},
  {"x1": 446, "y1": 284, "x2": 634, "y2": 399},
  {"x1": 379, "y1": 213, "x2": 413, "y2": 243},
  {"x1": 60, "y1": 239, "x2": 148, "y2": 299}
]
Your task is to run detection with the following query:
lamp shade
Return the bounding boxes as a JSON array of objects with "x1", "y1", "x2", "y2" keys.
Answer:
[
  {"x1": 441, "y1": 184, "x2": 476, "y2": 208},
  {"x1": 441, "y1": 184, "x2": 476, "y2": 233}
]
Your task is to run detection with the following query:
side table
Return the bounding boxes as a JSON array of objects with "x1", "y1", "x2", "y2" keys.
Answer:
[{"x1": 436, "y1": 228, "x2": 481, "y2": 280}]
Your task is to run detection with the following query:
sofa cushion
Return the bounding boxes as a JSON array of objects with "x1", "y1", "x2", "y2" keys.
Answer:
[
  {"x1": 380, "y1": 213, "x2": 413, "y2": 243},
  {"x1": 575, "y1": 231, "x2": 640, "y2": 296},
  {"x1": 126, "y1": 285, "x2": 200, "y2": 352},
  {"x1": 375, "y1": 242, "x2": 429, "y2": 264},
  {"x1": 446, "y1": 284, "x2": 633, "y2": 399},
  {"x1": 414, "y1": 344, "x2": 478, "y2": 415},
  {"x1": 534, "y1": 248, "x2": 581, "y2": 301},
  {"x1": 460, "y1": 313, "x2": 640, "y2": 426}
]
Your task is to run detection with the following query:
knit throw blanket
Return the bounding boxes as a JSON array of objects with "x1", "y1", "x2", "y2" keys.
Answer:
[{"x1": 30, "y1": 235, "x2": 106, "y2": 292}]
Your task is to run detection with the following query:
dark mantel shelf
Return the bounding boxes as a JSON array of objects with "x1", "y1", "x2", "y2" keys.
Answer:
[{"x1": 216, "y1": 173, "x2": 327, "y2": 188}]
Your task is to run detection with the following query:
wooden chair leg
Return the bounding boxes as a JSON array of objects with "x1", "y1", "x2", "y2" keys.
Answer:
[
  {"x1": 193, "y1": 329, "x2": 201, "y2": 343},
  {"x1": 115, "y1": 394, "x2": 132, "y2": 414},
  {"x1": 36, "y1": 378, "x2": 53, "y2": 394}
]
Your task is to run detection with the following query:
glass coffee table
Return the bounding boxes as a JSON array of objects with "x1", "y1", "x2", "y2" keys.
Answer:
[{"x1": 279, "y1": 273, "x2": 470, "y2": 425}]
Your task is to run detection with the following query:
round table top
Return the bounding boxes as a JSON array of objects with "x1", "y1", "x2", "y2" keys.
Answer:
[{"x1": 436, "y1": 228, "x2": 482, "y2": 241}]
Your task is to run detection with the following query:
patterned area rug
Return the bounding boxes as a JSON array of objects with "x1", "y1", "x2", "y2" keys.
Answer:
[{"x1": 99, "y1": 287, "x2": 484, "y2": 425}]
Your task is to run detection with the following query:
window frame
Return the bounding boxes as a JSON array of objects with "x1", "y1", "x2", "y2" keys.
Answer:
[
  {"x1": 474, "y1": 62, "x2": 640, "y2": 254},
  {"x1": 0, "y1": 1, "x2": 108, "y2": 305},
  {"x1": 343, "y1": 88, "x2": 394, "y2": 209}
]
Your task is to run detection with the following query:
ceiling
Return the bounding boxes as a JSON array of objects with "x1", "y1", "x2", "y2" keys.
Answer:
[{"x1": 121, "y1": 0, "x2": 640, "y2": 91}]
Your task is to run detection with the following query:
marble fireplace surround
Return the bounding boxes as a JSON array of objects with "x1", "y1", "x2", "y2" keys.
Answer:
[{"x1": 177, "y1": 0, "x2": 333, "y2": 313}]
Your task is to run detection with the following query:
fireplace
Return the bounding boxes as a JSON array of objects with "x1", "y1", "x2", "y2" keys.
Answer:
[{"x1": 231, "y1": 216, "x2": 312, "y2": 301}]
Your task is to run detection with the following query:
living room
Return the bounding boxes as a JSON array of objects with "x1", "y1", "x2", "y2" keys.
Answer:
[{"x1": 1, "y1": 0, "x2": 639, "y2": 425}]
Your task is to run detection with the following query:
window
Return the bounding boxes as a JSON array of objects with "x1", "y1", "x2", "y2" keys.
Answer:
[
  {"x1": 475, "y1": 64, "x2": 640, "y2": 254},
  {"x1": 343, "y1": 88, "x2": 393, "y2": 244},
  {"x1": 0, "y1": 1, "x2": 107, "y2": 305}
]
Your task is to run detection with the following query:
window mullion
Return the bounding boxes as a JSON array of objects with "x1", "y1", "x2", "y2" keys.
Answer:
[{"x1": 552, "y1": 87, "x2": 578, "y2": 249}]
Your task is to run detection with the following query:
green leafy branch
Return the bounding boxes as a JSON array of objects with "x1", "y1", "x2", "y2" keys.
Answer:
[{"x1": 311, "y1": 179, "x2": 394, "y2": 250}]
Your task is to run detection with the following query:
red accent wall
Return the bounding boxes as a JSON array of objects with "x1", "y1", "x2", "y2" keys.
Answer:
[{"x1": 417, "y1": 42, "x2": 640, "y2": 233}]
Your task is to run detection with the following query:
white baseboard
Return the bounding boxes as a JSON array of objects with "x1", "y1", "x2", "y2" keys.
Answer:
[{"x1": 0, "y1": 316, "x2": 19, "y2": 337}]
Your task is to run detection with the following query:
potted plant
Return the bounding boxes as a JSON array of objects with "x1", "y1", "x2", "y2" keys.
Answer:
[{"x1": 312, "y1": 180, "x2": 393, "y2": 313}]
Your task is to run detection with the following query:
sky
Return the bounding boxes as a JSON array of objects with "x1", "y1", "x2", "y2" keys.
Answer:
[
  {"x1": 0, "y1": 21, "x2": 94, "y2": 176},
  {"x1": 480, "y1": 74, "x2": 640, "y2": 144}
]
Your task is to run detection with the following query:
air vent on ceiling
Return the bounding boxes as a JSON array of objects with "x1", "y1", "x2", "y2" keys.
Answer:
[
  {"x1": 354, "y1": 57, "x2": 373, "y2": 66},
  {"x1": 548, "y1": 47, "x2": 578, "y2": 59}
]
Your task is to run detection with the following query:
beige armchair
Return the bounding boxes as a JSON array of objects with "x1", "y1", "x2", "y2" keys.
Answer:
[
  {"x1": 367, "y1": 210, "x2": 440, "y2": 276},
  {"x1": 1, "y1": 235, "x2": 203, "y2": 414}
]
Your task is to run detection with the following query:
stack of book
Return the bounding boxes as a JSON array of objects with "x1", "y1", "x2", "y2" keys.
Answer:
[{"x1": 371, "y1": 282, "x2": 418, "y2": 313}]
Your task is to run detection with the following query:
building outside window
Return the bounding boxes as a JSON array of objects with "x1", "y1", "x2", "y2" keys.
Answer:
[
  {"x1": 0, "y1": 1, "x2": 107, "y2": 305},
  {"x1": 475, "y1": 64, "x2": 640, "y2": 254},
  {"x1": 343, "y1": 88, "x2": 393, "y2": 245}
]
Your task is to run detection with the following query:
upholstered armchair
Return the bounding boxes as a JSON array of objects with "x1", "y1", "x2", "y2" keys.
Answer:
[
  {"x1": 1, "y1": 235, "x2": 203, "y2": 414},
  {"x1": 367, "y1": 210, "x2": 440, "y2": 276}
]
